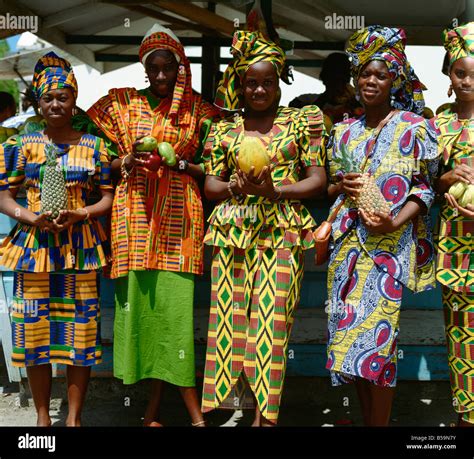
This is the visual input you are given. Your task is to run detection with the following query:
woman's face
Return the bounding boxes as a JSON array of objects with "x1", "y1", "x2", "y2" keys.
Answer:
[
  {"x1": 450, "y1": 57, "x2": 474, "y2": 103},
  {"x1": 242, "y1": 61, "x2": 279, "y2": 112},
  {"x1": 145, "y1": 50, "x2": 179, "y2": 98},
  {"x1": 357, "y1": 60, "x2": 392, "y2": 108},
  {"x1": 39, "y1": 87, "x2": 75, "y2": 128}
]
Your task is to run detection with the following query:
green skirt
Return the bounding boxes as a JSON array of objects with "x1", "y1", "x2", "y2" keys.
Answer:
[{"x1": 113, "y1": 270, "x2": 196, "y2": 386}]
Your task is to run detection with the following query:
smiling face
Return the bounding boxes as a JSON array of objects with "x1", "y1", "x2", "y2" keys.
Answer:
[
  {"x1": 450, "y1": 57, "x2": 474, "y2": 103},
  {"x1": 145, "y1": 49, "x2": 179, "y2": 98},
  {"x1": 39, "y1": 87, "x2": 75, "y2": 128},
  {"x1": 242, "y1": 61, "x2": 279, "y2": 113},
  {"x1": 357, "y1": 60, "x2": 392, "y2": 108}
]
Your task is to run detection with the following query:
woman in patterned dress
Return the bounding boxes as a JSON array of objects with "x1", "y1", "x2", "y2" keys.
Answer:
[
  {"x1": 433, "y1": 22, "x2": 474, "y2": 426},
  {"x1": 86, "y1": 24, "x2": 218, "y2": 427},
  {"x1": 325, "y1": 26, "x2": 439, "y2": 426},
  {"x1": 0, "y1": 52, "x2": 113, "y2": 426},
  {"x1": 201, "y1": 30, "x2": 327, "y2": 426}
]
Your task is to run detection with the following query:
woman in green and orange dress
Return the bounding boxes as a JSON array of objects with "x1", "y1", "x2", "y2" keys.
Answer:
[
  {"x1": 86, "y1": 24, "x2": 219, "y2": 426},
  {"x1": 434, "y1": 22, "x2": 474, "y2": 426},
  {"x1": 0, "y1": 52, "x2": 113, "y2": 426},
  {"x1": 201, "y1": 30, "x2": 327, "y2": 426}
]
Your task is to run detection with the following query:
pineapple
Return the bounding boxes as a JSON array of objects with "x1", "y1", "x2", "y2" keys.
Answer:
[
  {"x1": 334, "y1": 142, "x2": 390, "y2": 215},
  {"x1": 40, "y1": 143, "x2": 68, "y2": 219}
]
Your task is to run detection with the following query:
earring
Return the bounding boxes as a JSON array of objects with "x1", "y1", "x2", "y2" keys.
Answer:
[
  {"x1": 447, "y1": 85, "x2": 453, "y2": 97},
  {"x1": 390, "y1": 94, "x2": 396, "y2": 107},
  {"x1": 72, "y1": 107, "x2": 78, "y2": 116},
  {"x1": 144, "y1": 74, "x2": 149, "y2": 84},
  {"x1": 38, "y1": 107, "x2": 42, "y2": 115}
]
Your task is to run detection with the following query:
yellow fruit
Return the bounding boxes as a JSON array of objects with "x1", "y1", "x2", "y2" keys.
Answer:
[
  {"x1": 460, "y1": 184, "x2": 474, "y2": 208},
  {"x1": 238, "y1": 136, "x2": 270, "y2": 175},
  {"x1": 354, "y1": 173, "x2": 391, "y2": 215},
  {"x1": 449, "y1": 181, "x2": 467, "y2": 200}
]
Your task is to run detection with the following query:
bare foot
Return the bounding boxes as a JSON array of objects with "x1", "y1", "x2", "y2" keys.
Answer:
[
  {"x1": 65, "y1": 418, "x2": 81, "y2": 427},
  {"x1": 37, "y1": 416, "x2": 52, "y2": 427},
  {"x1": 144, "y1": 421, "x2": 163, "y2": 427}
]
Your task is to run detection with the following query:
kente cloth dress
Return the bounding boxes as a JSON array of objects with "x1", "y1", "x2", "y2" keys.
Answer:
[
  {"x1": 0, "y1": 132, "x2": 112, "y2": 367},
  {"x1": 201, "y1": 105, "x2": 326, "y2": 423}
]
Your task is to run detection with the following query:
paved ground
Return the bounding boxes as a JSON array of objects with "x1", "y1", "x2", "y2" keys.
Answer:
[{"x1": 0, "y1": 351, "x2": 458, "y2": 427}]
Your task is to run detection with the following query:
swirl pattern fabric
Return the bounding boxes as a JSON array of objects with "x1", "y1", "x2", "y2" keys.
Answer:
[{"x1": 346, "y1": 26, "x2": 426, "y2": 115}]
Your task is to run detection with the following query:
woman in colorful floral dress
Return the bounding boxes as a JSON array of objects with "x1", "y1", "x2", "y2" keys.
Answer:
[{"x1": 325, "y1": 26, "x2": 439, "y2": 426}]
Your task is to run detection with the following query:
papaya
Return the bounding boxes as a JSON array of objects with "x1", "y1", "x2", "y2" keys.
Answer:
[
  {"x1": 238, "y1": 136, "x2": 270, "y2": 175},
  {"x1": 136, "y1": 136, "x2": 158, "y2": 152},
  {"x1": 158, "y1": 141, "x2": 176, "y2": 167}
]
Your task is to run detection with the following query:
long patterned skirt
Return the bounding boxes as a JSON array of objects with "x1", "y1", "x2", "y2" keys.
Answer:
[
  {"x1": 326, "y1": 233, "x2": 403, "y2": 387},
  {"x1": 443, "y1": 287, "x2": 474, "y2": 423},
  {"x1": 201, "y1": 245, "x2": 304, "y2": 424},
  {"x1": 11, "y1": 270, "x2": 101, "y2": 367}
]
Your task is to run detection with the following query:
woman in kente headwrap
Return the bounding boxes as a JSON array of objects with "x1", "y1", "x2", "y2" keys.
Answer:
[
  {"x1": 324, "y1": 26, "x2": 439, "y2": 425},
  {"x1": 0, "y1": 52, "x2": 113, "y2": 426},
  {"x1": 86, "y1": 24, "x2": 219, "y2": 427},
  {"x1": 433, "y1": 22, "x2": 474, "y2": 426},
  {"x1": 201, "y1": 30, "x2": 327, "y2": 426}
]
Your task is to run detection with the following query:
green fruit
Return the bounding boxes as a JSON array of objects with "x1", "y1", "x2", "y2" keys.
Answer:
[
  {"x1": 158, "y1": 141, "x2": 176, "y2": 166},
  {"x1": 136, "y1": 136, "x2": 158, "y2": 152},
  {"x1": 0, "y1": 134, "x2": 8, "y2": 143},
  {"x1": 449, "y1": 181, "x2": 468, "y2": 200}
]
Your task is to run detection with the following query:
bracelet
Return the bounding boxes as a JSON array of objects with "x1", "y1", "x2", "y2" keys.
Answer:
[
  {"x1": 78, "y1": 207, "x2": 90, "y2": 221},
  {"x1": 120, "y1": 154, "x2": 134, "y2": 180},
  {"x1": 271, "y1": 186, "x2": 283, "y2": 201}
]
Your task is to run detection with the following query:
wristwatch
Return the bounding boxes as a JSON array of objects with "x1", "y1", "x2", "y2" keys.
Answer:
[{"x1": 178, "y1": 159, "x2": 189, "y2": 172}]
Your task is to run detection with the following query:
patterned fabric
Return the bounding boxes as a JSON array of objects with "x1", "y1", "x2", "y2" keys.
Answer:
[
  {"x1": 326, "y1": 111, "x2": 439, "y2": 293},
  {"x1": 325, "y1": 111, "x2": 438, "y2": 386},
  {"x1": 203, "y1": 105, "x2": 326, "y2": 250},
  {"x1": 443, "y1": 22, "x2": 474, "y2": 69},
  {"x1": 443, "y1": 287, "x2": 474, "y2": 417},
  {"x1": 32, "y1": 52, "x2": 78, "y2": 101},
  {"x1": 87, "y1": 87, "x2": 218, "y2": 278},
  {"x1": 202, "y1": 105, "x2": 325, "y2": 423},
  {"x1": 327, "y1": 235, "x2": 402, "y2": 387},
  {"x1": 11, "y1": 270, "x2": 101, "y2": 367},
  {"x1": 435, "y1": 107, "x2": 474, "y2": 293},
  {"x1": 201, "y1": 245, "x2": 304, "y2": 423},
  {"x1": 215, "y1": 30, "x2": 288, "y2": 111},
  {"x1": 0, "y1": 133, "x2": 112, "y2": 272},
  {"x1": 346, "y1": 26, "x2": 426, "y2": 115},
  {"x1": 138, "y1": 27, "x2": 191, "y2": 124}
]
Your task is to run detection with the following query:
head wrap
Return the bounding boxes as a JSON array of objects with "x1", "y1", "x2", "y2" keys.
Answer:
[
  {"x1": 443, "y1": 22, "x2": 474, "y2": 72},
  {"x1": 214, "y1": 30, "x2": 290, "y2": 111},
  {"x1": 346, "y1": 26, "x2": 426, "y2": 115},
  {"x1": 32, "y1": 51, "x2": 78, "y2": 101},
  {"x1": 139, "y1": 24, "x2": 192, "y2": 124}
]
